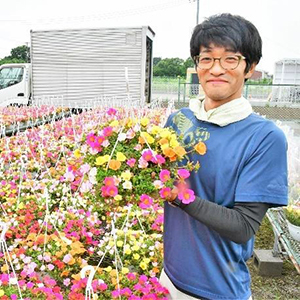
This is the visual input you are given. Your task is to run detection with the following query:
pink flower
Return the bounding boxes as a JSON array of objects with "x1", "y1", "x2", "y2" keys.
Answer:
[
  {"x1": 26, "y1": 282, "x2": 34, "y2": 289},
  {"x1": 154, "y1": 154, "x2": 166, "y2": 164},
  {"x1": 80, "y1": 163, "x2": 91, "y2": 174},
  {"x1": 112, "y1": 289, "x2": 121, "y2": 298},
  {"x1": 104, "y1": 177, "x2": 115, "y2": 186},
  {"x1": 103, "y1": 126, "x2": 113, "y2": 137},
  {"x1": 142, "y1": 149, "x2": 154, "y2": 162},
  {"x1": 177, "y1": 169, "x2": 190, "y2": 179},
  {"x1": 127, "y1": 158, "x2": 136, "y2": 167},
  {"x1": 107, "y1": 108, "x2": 117, "y2": 116},
  {"x1": 99, "y1": 283, "x2": 108, "y2": 291},
  {"x1": 159, "y1": 187, "x2": 172, "y2": 199},
  {"x1": 139, "y1": 275, "x2": 148, "y2": 284},
  {"x1": 101, "y1": 186, "x2": 108, "y2": 197},
  {"x1": 139, "y1": 194, "x2": 154, "y2": 209},
  {"x1": 138, "y1": 158, "x2": 148, "y2": 169},
  {"x1": 106, "y1": 186, "x2": 118, "y2": 197},
  {"x1": 121, "y1": 287, "x2": 132, "y2": 297},
  {"x1": 63, "y1": 278, "x2": 71, "y2": 286},
  {"x1": 178, "y1": 188, "x2": 195, "y2": 204},
  {"x1": 159, "y1": 170, "x2": 170, "y2": 182},
  {"x1": 63, "y1": 254, "x2": 72, "y2": 264},
  {"x1": 153, "y1": 180, "x2": 164, "y2": 189},
  {"x1": 127, "y1": 273, "x2": 136, "y2": 281}
]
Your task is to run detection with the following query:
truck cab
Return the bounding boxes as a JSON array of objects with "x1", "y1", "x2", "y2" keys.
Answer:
[{"x1": 0, "y1": 63, "x2": 31, "y2": 107}]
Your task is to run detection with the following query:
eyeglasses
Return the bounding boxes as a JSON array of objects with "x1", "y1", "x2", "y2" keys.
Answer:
[{"x1": 193, "y1": 54, "x2": 246, "y2": 70}]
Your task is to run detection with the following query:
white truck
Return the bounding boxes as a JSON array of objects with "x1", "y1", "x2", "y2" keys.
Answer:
[{"x1": 0, "y1": 26, "x2": 155, "y2": 107}]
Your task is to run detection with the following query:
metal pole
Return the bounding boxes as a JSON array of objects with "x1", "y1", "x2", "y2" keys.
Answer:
[{"x1": 196, "y1": 0, "x2": 199, "y2": 24}]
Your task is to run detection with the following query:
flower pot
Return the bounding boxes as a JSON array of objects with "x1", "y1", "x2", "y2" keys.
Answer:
[{"x1": 287, "y1": 220, "x2": 300, "y2": 242}]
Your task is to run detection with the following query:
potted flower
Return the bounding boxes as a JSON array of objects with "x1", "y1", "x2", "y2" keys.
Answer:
[{"x1": 284, "y1": 203, "x2": 300, "y2": 242}]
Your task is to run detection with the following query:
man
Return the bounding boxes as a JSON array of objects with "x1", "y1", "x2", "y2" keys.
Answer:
[{"x1": 160, "y1": 14, "x2": 288, "y2": 300}]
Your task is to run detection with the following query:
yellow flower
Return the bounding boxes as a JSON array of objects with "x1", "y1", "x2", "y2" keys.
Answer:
[
  {"x1": 0, "y1": 290, "x2": 5, "y2": 296},
  {"x1": 110, "y1": 120, "x2": 119, "y2": 127},
  {"x1": 74, "y1": 149, "x2": 81, "y2": 158},
  {"x1": 117, "y1": 240, "x2": 124, "y2": 247},
  {"x1": 170, "y1": 138, "x2": 179, "y2": 148},
  {"x1": 116, "y1": 152, "x2": 126, "y2": 162},
  {"x1": 132, "y1": 244, "x2": 140, "y2": 251},
  {"x1": 121, "y1": 267, "x2": 129, "y2": 274},
  {"x1": 133, "y1": 253, "x2": 140, "y2": 260},
  {"x1": 104, "y1": 266, "x2": 112, "y2": 272},
  {"x1": 121, "y1": 170, "x2": 132, "y2": 181},
  {"x1": 160, "y1": 143, "x2": 169, "y2": 150},
  {"x1": 160, "y1": 129, "x2": 172, "y2": 139},
  {"x1": 140, "y1": 117, "x2": 150, "y2": 127},
  {"x1": 144, "y1": 258, "x2": 151, "y2": 264},
  {"x1": 126, "y1": 118, "x2": 133, "y2": 127},
  {"x1": 114, "y1": 194, "x2": 122, "y2": 201},
  {"x1": 140, "y1": 262, "x2": 148, "y2": 270},
  {"x1": 150, "y1": 125, "x2": 162, "y2": 135},
  {"x1": 140, "y1": 132, "x2": 154, "y2": 144},
  {"x1": 124, "y1": 248, "x2": 132, "y2": 255},
  {"x1": 18, "y1": 202, "x2": 24, "y2": 209},
  {"x1": 95, "y1": 155, "x2": 110, "y2": 166}
]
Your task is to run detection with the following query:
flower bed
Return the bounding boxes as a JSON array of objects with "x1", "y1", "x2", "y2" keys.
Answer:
[{"x1": 0, "y1": 106, "x2": 205, "y2": 299}]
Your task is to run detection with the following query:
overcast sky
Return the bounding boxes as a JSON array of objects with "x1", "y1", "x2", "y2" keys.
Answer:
[{"x1": 0, "y1": 0, "x2": 299, "y2": 74}]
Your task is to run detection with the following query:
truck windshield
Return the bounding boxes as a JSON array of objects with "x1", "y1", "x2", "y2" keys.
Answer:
[{"x1": 0, "y1": 67, "x2": 24, "y2": 90}]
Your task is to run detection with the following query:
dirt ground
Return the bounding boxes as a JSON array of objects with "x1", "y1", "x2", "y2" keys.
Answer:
[{"x1": 250, "y1": 217, "x2": 300, "y2": 300}]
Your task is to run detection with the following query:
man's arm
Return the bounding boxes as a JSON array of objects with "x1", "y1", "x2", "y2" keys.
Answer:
[{"x1": 177, "y1": 197, "x2": 270, "y2": 244}]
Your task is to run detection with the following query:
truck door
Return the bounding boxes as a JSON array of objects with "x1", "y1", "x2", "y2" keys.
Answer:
[{"x1": 0, "y1": 65, "x2": 30, "y2": 106}]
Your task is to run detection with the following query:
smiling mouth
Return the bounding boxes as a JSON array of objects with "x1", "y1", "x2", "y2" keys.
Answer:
[{"x1": 207, "y1": 80, "x2": 228, "y2": 84}]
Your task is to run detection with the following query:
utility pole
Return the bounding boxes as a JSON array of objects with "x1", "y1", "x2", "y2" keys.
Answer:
[{"x1": 196, "y1": 0, "x2": 199, "y2": 24}]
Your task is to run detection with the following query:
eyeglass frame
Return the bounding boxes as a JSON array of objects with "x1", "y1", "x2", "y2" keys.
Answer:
[{"x1": 193, "y1": 54, "x2": 246, "y2": 70}]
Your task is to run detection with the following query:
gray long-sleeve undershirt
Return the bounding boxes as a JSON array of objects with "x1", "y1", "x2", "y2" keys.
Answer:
[{"x1": 179, "y1": 197, "x2": 270, "y2": 244}]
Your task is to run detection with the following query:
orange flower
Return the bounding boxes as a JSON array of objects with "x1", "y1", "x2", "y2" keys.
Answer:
[
  {"x1": 158, "y1": 138, "x2": 169, "y2": 146},
  {"x1": 138, "y1": 136, "x2": 146, "y2": 144},
  {"x1": 194, "y1": 142, "x2": 207, "y2": 155},
  {"x1": 108, "y1": 159, "x2": 121, "y2": 171},
  {"x1": 174, "y1": 146, "x2": 186, "y2": 157},
  {"x1": 163, "y1": 147, "x2": 176, "y2": 158},
  {"x1": 61, "y1": 270, "x2": 70, "y2": 277}
]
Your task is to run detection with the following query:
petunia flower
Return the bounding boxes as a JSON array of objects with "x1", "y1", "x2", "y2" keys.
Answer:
[
  {"x1": 177, "y1": 169, "x2": 190, "y2": 179},
  {"x1": 142, "y1": 149, "x2": 154, "y2": 162},
  {"x1": 159, "y1": 187, "x2": 172, "y2": 199},
  {"x1": 159, "y1": 169, "x2": 170, "y2": 182},
  {"x1": 127, "y1": 158, "x2": 136, "y2": 167},
  {"x1": 178, "y1": 188, "x2": 195, "y2": 204},
  {"x1": 139, "y1": 194, "x2": 154, "y2": 209}
]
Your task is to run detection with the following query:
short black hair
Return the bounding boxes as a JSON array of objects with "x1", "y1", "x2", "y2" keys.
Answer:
[{"x1": 190, "y1": 13, "x2": 262, "y2": 73}]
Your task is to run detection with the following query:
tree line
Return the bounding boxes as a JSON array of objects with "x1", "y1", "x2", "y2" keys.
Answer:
[
  {"x1": 153, "y1": 57, "x2": 194, "y2": 77},
  {"x1": 0, "y1": 45, "x2": 30, "y2": 65}
]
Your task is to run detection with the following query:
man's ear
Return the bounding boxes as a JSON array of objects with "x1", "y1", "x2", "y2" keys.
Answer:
[{"x1": 245, "y1": 64, "x2": 257, "y2": 79}]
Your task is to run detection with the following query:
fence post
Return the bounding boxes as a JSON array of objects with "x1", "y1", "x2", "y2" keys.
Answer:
[
  {"x1": 177, "y1": 76, "x2": 181, "y2": 104},
  {"x1": 245, "y1": 84, "x2": 249, "y2": 99}
]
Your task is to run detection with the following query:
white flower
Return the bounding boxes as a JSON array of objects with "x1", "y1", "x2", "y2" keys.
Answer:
[
  {"x1": 118, "y1": 132, "x2": 127, "y2": 141},
  {"x1": 122, "y1": 180, "x2": 132, "y2": 190}
]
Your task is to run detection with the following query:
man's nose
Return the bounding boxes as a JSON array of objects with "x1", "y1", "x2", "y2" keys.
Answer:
[{"x1": 209, "y1": 59, "x2": 225, "y2": 75}]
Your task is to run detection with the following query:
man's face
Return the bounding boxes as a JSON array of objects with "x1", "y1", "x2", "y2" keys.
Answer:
[{"x1": 196, "y1": 44, "x2": 256, "y2": 110}]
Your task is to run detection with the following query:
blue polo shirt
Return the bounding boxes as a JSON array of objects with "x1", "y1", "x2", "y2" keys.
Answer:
[{"x1": 163, "y1": 108, "x2": 288, "y2": 300}]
